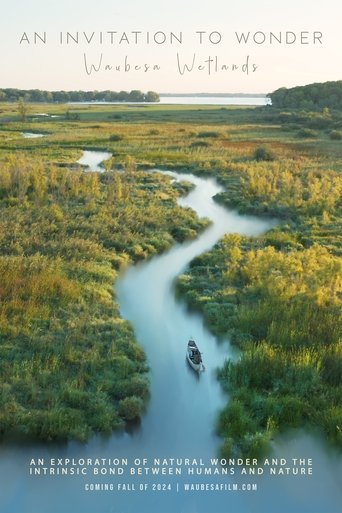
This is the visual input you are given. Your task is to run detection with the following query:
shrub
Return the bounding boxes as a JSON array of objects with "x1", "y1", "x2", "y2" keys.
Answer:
[
  {"x1": 218, "y1": 400, "x2": 256, "y2": 439},
  {"x1": 329, "y1": 130, "x2": 342, "y2": 140},
  {"x1": 238, "y1": 431, "x2": 271, "y2": 459},
  {"x1": 253, "y1": 146, "x2": 275, "y2": 161},
  {"x1": 276, "y1": 396, "x2": 307, "y2": 426},
  {"x1": 118, "y1": 396, "x2": 144, "y2": 421},
  {"x1": 220, "y1": 437, "x2": 234, "y2": 458},
  {"x1": 296, "y1": 128, "x2": 318, "y2": 138},
  {"x1": 65, "y1": 111, "x2": 80, "y2": 120},
  {"x1": 197, "y1": 131, "x2": 220, "y2": 138},
  {"x1": 191, "y1": 140, "x2": 210, "y2": 148},
  {"x1": 109, "y1": 134, "x2": 123, "y2": 142}
]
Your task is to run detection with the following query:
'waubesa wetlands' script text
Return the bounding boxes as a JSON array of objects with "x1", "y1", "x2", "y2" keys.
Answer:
[{"x1": 82, "y1": 53, "x2": 258, "y2": 76}]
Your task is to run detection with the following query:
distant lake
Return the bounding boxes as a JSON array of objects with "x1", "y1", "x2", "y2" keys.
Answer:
[
  {"x1": 159, "y1": 96, "x2": 270, "y2": 106},
  {"x1": 70, "y1": 96, "x2": 270, "y2": 106}
]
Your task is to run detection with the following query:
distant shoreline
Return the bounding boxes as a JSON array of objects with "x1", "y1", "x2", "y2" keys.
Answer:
[{"x1": 159, "y1": 93, "x2": 267, "y2": 98}]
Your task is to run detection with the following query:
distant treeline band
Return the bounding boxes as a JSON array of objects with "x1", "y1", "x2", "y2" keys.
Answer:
[{"x1": 0, "y1": 89, "x2": 160, "y2": 103}]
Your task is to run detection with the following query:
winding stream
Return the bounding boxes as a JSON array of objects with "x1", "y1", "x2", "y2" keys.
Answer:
[{"x1": 0, "y1": 156, "x2": 341, "y2": 513}]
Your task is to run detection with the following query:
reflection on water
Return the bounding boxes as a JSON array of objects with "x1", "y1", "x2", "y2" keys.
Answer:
[
  {"x1": 0, "y1": 170, "x2": 341, "y2": 513},
  {"x1": 70, "y1": 96, "x2": 270, "y2": 106},
  {"x1": 22, "y1": 132, "x2": 45, "y2": 138},
  {"x1": 159, "y1": 96, "x2": 270, "y2": 106}
]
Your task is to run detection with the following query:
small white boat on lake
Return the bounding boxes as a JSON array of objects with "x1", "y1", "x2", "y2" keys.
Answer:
[{"x1": 186, "y1": 339, "x2": 203, "y2": 372}]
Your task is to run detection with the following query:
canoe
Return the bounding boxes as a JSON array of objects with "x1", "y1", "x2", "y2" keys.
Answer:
[{"x1": 186, "y1": 339, "x2": 203, "y2": 372}]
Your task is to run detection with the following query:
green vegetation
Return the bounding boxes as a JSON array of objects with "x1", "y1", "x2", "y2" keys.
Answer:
[
  {"x1": 268, "y1": 81, "x2": 342, "y2": 110},
  {"x1": 0, "y1": 88, "x2": 160, "y2": 103},
  {"x1": 174, "y1": 97, "x2": 342, "y2": 456},
  {"x1": 253, "y1": 146, "x2": 275, "y2": 162},
  {"x1": 0, "y1": 154, "x2": 206, "y2": 441},
  {"x1": 0, "y1": 93, "x2": 341, "y2": 454},
  {"x1": 296, "y1": 128, "x2": 318, "y2": 138},
  {"x1": 177, "y1": 236, "x2": 341, "y2": 457},
  {"x1": 330, "y1": 130, "x2": 342, "y2": 141},
  {"x1": 17, "y1": 98, "x2": 29, "y2": 122}
]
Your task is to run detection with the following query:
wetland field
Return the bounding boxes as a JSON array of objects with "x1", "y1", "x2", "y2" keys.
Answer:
[{"x1": 0, "y1": 100, "x2": 341, "y2": 457}]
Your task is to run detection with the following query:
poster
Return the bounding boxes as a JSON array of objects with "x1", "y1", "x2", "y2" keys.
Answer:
[{"x1": 0, "y1": 1, "x2": 341, "y2": 512}]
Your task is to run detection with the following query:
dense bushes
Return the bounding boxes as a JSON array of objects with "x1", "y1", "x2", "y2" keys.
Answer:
[
  {"x1": 109, "y1": 134, "x2": 124, "y2": 142},
  {"x1": 177, "y1": 117, "x2": 342, "y2": 456},
  {"x1": 0, "y1": 88, "x2": 160, "y2": 103},
  {"x1": 253, "y1": 146, "x2": 275, "y2": 161},
  {"x1": 118, "y1": 397, "x2": 144, "y2": 421},
  {"x1": 330, "y1": 130, "x2": 342, "y2": 140},
  {"x1": 268, "y1": 81, "x2": 342, "y2": 110},
  {"x1": 191, "y1": 141, "x2": 210, "y2": 148},
  {"x1": 178, "y1": 234, "x2": 342, "y2": 456},
  {"x1": 297, "y1": 128, "x2": 318, "y2": 138},
  {"x1": 216, "y1": 159, "x2": 342, "y2": 225},
  {"x1": 197, "y1": 131, "x2": 220, "y2": 138},
  {"x1": 0, "y1": 155, "x2": 206, "y2": 441}
]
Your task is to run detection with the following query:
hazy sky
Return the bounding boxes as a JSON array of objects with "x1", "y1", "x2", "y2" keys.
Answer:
[{"x1": 1, "y1": 0, "x2": 341, "y2": 93}]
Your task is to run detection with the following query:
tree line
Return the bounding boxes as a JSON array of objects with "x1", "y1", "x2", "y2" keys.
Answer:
[
  {"x1": 268, "y1": 81, "x2": 342, "y2": 110},
  {"x1": 0, "y1": 88, "x2": 160, "y2": 103}
]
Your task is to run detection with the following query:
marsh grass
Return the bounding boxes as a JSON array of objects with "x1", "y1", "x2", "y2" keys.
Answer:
[
  {"x1": 1, "y1": 101, "x2": 341, "y2": 450},
  {"x1": 0, "y1": 153, "x2": 207, "y2": 441}
]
